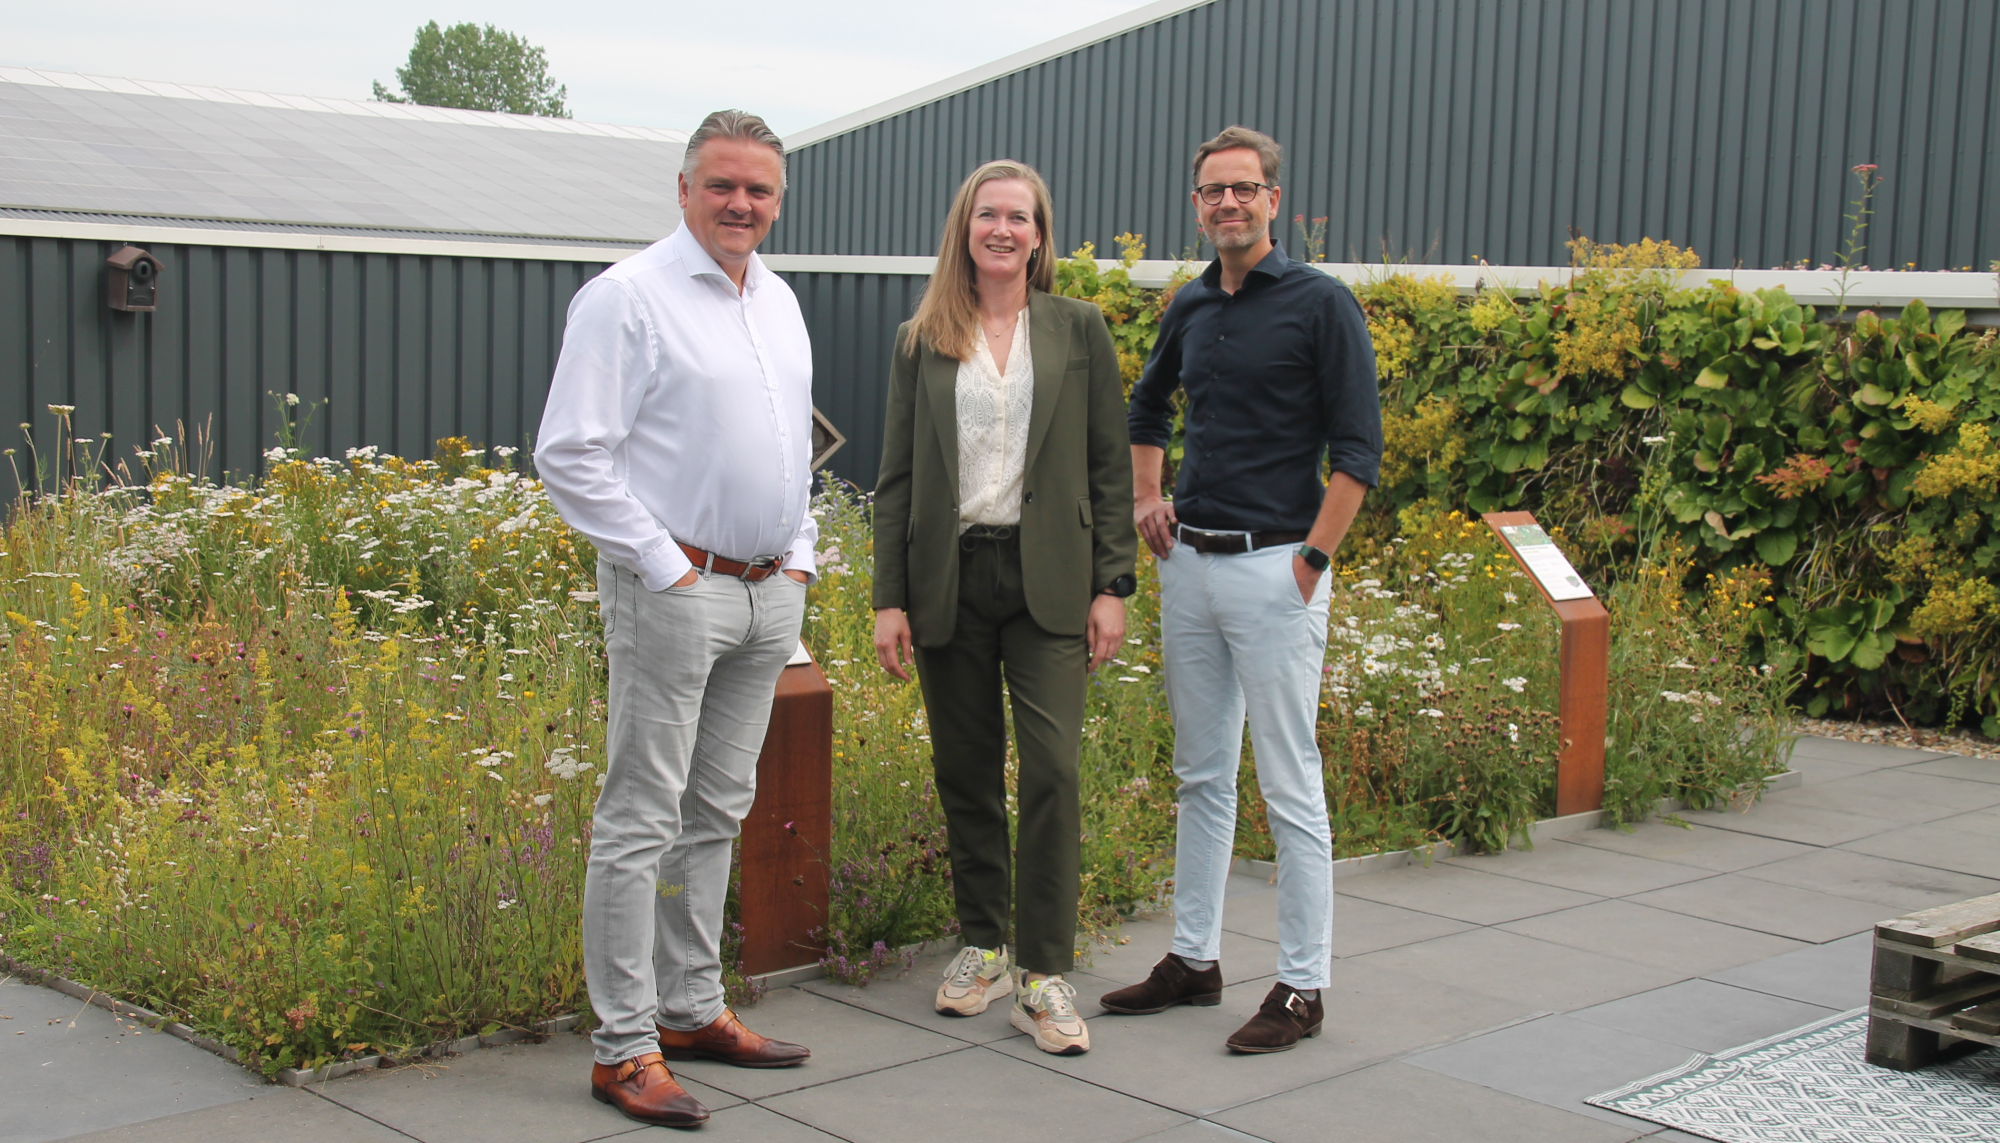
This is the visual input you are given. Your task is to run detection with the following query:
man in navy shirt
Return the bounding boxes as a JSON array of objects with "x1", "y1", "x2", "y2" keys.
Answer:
[{"x1": 1100, "y1": 126, "x2": 1380, "y2": 1054}]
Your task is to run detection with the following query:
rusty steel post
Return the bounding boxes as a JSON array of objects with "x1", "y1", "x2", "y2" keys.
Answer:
[
  {"x1": 1483, "y1": 512, "x2": 1610, "y2": 816},
  {"x1": 736, "y1": 655, "x2": 833, "y2": 976}
]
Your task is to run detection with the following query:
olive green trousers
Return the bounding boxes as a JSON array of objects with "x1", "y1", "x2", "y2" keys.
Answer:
[{"x1": 914, "y1": 530, "x2": 1086, "y2": 974}]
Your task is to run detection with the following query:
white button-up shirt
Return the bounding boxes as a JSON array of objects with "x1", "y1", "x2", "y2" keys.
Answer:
[{"x1": 535, "y1": 225, "x2": 817, "y2": 592}]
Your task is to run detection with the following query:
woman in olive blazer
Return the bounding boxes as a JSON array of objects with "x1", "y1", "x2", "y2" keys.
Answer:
[{"x1": 872, "y1": 160, "x2": 1135, "y2": 1056}]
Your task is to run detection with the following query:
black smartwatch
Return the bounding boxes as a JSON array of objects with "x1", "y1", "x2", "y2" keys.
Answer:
[
  {"x1": 1099, "y1": 573, "x2": 1137, "y2": 598},
  {"x1": 1295, "y1": 543, "x2": 1331, "y2": 573}
]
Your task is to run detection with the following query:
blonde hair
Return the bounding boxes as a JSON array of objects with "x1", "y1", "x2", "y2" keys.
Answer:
[{"x1": 905, "y1": 160, "x2": 1055, "y2": 361}]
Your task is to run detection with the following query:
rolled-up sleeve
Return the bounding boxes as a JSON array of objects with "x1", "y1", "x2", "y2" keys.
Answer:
[
  {"x1": 1320, "y1": 287, "x2": 1383, "y2": 488},
  {"x1": 534, "y1": 278, "x2": 693, "y2": 591},
  {"x1": 1127, "y1": 302, "x2": 1186, "y2": 449}
]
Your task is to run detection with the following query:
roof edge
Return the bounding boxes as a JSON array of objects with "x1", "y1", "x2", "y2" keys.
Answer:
[
  {"x1": 0, "y1": 65, "x2": 690, "y2": 143},
  {"x1": 0, "y1": 215, "x2": 647, "y2": 264},
  {"x1": 0, "y1": 204, "x2": 656, "y2": 248},
  {"x1": 783, "y1": 0, "x2": 1214, "y2": 151}
]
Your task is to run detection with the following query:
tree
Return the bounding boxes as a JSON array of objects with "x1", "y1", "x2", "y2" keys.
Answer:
[{"x1": 372, "y1": 21, "x2": 570, "y2": 118}]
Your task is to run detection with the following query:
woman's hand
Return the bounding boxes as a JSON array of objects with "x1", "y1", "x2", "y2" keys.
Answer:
[
  {"x1": 1086, "y1": 593, "x2": 1126, "y2": 671},
  {"x1": 874, "y1": 608, "x2": 916, "y2": 680}
]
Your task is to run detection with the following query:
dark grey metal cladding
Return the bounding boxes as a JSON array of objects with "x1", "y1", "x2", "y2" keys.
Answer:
[
  {"x1": 771, "y1": 0, "x2": 2000, "y2": 271},
  {"x1": 0, "y1": 234, "x2": 605, "y2": 490},
  {"x1": 780, "y1": 270, "x2": 928, "y2": 491}
]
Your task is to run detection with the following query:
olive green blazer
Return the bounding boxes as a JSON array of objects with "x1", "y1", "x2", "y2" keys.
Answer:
[{"x1": 873, "y1": 290, "x2": 1136, "y2": 646}]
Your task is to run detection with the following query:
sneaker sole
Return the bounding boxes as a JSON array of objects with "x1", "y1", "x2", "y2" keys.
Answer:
[
  {"x1": 1099, "y1": 991, "x2": 1222, "y2": 1016},
  {"x1": 1225, "y1": 1023, "x2": 1323, "y2": 1054},
  {"x1": 936, "y1": 975, "x2": 1014, "y2": 1017},
  {"x1": 1009, "y1": 1006, "x2": 1089, "y2": 1055}
]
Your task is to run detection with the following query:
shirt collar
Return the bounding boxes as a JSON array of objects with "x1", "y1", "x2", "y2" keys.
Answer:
[
  {"x1": 1199, "y1": 240, "x2": 1294, "y2": 291},
  {"x1": 669, "y1": 223, "x2": 771, "y2": 296}
]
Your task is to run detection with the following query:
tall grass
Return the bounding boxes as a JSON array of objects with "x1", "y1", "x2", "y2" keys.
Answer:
[{"x1": 0, "y1": 411, "x2": 1794, "y2": 1073}]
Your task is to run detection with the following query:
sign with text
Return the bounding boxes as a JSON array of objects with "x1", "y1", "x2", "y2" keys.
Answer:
[{"x1": 1496, "y1": 524, "x2": 1594, "y2": 602}]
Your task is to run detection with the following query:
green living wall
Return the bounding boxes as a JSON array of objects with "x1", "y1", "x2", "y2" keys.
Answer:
[{"x1": 1056, "y1": 242, "x2": 2000, "y2": 730}]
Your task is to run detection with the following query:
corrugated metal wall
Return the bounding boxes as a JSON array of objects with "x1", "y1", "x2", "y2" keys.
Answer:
[
  {"x1": 0, "y1": 235, "x2": 606, "y2": 487},
  {"x1": 772, "y1": 0, "x2": 2000, "y2": 272},
  {"x1": 0, "y1": 233, "x2": 909, "y2": 493},
  {"x1": 779, "y1": 271, "x2": 927, "y2": 491}
]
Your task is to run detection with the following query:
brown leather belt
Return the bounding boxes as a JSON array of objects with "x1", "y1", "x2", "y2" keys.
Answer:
[
  {"x1": 678, "y1": 542, "x2": 785, "y2": 581},
  {"x1": 1175, "y1": 525, "x2": 1309, "y2": 555}
]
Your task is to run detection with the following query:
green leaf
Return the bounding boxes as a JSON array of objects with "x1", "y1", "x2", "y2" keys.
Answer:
[
  {"x1": 1619, "y1": 383, "x2": 1657, "y2": 409},
  {"x1": 1694, "y1": 364, "x2": 1730, "y2": 389},
  {"x1": 1755, "y1": 529, "x2": 1798, "y2": 566},
  {"x1": 1855, "y1": 384, "x2": 1895, "y2": 406},
  {"x1": 1937, "y1": 309, "x2": 1967, "y2": 342},
  {"x1": 1851, "y1": 630, "x2": 1894, "y2": 671}
]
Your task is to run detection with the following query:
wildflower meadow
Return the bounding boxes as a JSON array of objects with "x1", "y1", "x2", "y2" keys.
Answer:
[{"x1": 0, "y1": 403, "x2": 1793, "y2": 1075}]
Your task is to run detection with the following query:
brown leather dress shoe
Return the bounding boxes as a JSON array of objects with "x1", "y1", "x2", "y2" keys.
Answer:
[
  {"x1": 657, "y1": 1008, "x2": 810, "y2": 1068},
  {"x1": 590, "y1": 1052, "x2": 710, "y2": 1128},
  {"x1": 1099, "y1": 954, "x2": 1224, "y2": 1015},
  {"x1": 1225, "y1": 982, "x2": 1324, "y2": 1053}
]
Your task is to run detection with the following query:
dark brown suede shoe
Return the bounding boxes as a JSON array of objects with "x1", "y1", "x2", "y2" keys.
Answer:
[
  {"x1": 1225, "y1": 983, "x2": 1324, "y2": 1053},
  {"x1": 657, "y1": 1008, "x2": 810, "y2": 1068},
  {"x1": 1099, "y1": 954, "x2": 1224, "y2": 1015},
  {"x1": 590, "y1": 1052, "x2": 710, "y2": 1128}
]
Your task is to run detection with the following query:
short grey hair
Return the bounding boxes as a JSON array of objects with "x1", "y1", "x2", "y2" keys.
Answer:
[{"x1": 681, "y1": 109, "x2": 787, "y2": 188}]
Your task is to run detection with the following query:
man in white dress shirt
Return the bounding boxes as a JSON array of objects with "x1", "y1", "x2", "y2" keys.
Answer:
[{"x1": 536, "y1": 109, "x2": 815, "y2": 1130}]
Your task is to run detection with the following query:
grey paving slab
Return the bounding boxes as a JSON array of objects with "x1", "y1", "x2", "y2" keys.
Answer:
[
  {"x1": 1077, "y1": 914, "x2": 1282, "y2": 990},
  {"x1": 1130, "y1": 1122, "x2": 1272, "y2": 1143},
  {"x1": 1352, "y1": 927, "x2": 1685, "y2": 1011},
  {"x1": 1776, "y1": 769, "x2": 2000, "y2": 823},
  {"x1": 1446, "y1": 839, "x2": 1716, "y2": 897},
  {"x1": 799, "y1": 946, "x2": 1019, "y2": 1046},
  {"x1": 1627, "y1": 873, "x2": 1889, "y2": 943},
  {"x1": 1336, "y1": 862, "x2": 1603, "y2": 925},
  {"x1": 1842, "y1": 821, "x2": 2000, "y2": 879},
  {"x1": 1498, "y1": 899, "x2": 1806, "y2": 976},
  {"x1": 1703, "y1": 932, "x2": 1874, "y2": 1010},
  {"x1": 652, "y1": 984, "x2": 967, "y2": 1100},
  {"x1": 1566, "y1": 978, "x2": 1838, "y2": 1054},
  {"x1": 1734, "y1": 846, "x2": 2000, "y2": 911},
  {"x1": 1778, "y1": 754, "x2": 1877, "y2": 785},
  {"x1": 49, "y1": 1090, "x2": 406, "y2": 1143},
  {"x1": 685, "y1": 1102, "x2": 847, "y2": 1142},
  {"x1": 1559, "y1": 821, "x2": 1816, "y2": 873},
  {"x1": 1217, "y1": 882, "x2": 1477, "y2": 954},
  {"x1": 1404, "y1": 1013, "x2": 1697, "y2": 1130},
  {"x1": 762, "y1": 1046, "x2": 1189, "y2": 1143},
  {"x1": 1000, "y1": 959, "x2": 1530, "y2": 1116},
  {"x1": 1677, "y1": 798, "x2": 1904, "y2": 847},
  {"x1": 1785, "y1": 735, "x2": 1950, "y2": 768},
  {"x1": 1903, "y1": 754, "x2": 2000, "y2": 785},
  {"x1": 1213, "y1": 1060, "x2": 1646, "y2": 1143},
  {"x1": 312, "y1": 1031, "x2": 741, "y2": 1143},
  {"x1": 0, "y1": 977, "x2": 264, "y2": 1143}
]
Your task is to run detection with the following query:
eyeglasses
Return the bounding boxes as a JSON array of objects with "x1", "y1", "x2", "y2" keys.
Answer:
[{"x1": 1195, "y1": 181, "x2": 1274, "y2": 205}]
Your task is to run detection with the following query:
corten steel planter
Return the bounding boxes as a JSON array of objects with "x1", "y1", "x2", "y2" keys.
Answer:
[{"x1": 737, "y1": 655, "x2": 833, "y2": 976}]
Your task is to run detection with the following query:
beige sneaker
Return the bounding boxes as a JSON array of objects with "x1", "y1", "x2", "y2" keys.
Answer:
[
  {"x1": 935, "y1": 945, "x2": 1013, "y2": 1016},
  {"x1": 1010, "y1": 974, "x2": 1089, "y2": 1055}
]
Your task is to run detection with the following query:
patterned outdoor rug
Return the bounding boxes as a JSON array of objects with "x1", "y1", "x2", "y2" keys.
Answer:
[{"x1": 1587, "y1": 1009, "x2": 2000, "y2": 1143}]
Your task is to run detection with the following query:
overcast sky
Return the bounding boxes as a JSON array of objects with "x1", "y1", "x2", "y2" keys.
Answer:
[{"x1": 3, "y1": 1, "x2": 1147, "y2": 136}]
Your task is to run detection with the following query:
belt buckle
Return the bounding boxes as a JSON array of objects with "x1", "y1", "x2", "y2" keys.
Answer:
[
  {"x1": 743, "y1": 555, "x2": 780, "y2": 580},
  {"x1": 1181, "y1": 525, "x2": 1250, "y2": 553}
]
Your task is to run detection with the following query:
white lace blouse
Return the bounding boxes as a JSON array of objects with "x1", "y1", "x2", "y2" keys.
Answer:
[{"x1": 956, "y1": 311, "x2": 1032, "y2": 529}]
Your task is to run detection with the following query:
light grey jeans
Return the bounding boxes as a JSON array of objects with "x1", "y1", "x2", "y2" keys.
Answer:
[
  {"x1": 1158, "y1": 541, "x2": 1335, "y2": 990},
  {"x1": 585, "y1": 557, "x2": 805, "y2": 1064}
]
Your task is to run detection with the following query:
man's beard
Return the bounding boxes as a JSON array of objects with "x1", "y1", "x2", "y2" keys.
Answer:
[{"x1": 1208, "y1": 214, "x2": 1269, "y2": 251}]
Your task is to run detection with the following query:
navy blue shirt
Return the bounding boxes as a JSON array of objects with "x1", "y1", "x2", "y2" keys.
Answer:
[{"x1": 1128, "y1": 243, "x2": 1382, "y2": 532}]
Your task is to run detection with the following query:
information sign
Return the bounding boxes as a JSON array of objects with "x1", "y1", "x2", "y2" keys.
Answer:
[{"x1": 1495, "y1": 524, "x2": 1594, "y2": 601}]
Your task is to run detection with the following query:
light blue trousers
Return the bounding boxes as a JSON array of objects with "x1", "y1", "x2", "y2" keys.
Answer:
[
  {"x1": 1158, "y1": 542, "x2": 1334, "y2": 990},
  {"x1": 584, "y1": 559, "x2": 806, "y2": 1064}
]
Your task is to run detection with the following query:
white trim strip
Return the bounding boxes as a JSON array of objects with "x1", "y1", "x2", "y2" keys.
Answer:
[
  {"x1": 783, "y1": 0, "x2": 1216, "y2": 150},
  {"x1": 762, "y1": 254, "x2": 2000, "y2": 309},
  {"x1": 0, "y1": 216, "x2": 645, "y2": 263},
  {"x1": 7, "y1": 218, "x2": 1994, "y2": 310}
]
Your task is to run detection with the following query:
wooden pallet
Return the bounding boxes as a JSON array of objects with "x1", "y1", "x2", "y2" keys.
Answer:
[{"x1": 1867, "y1": 892, "x2": 2000, "y2": 1070}]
